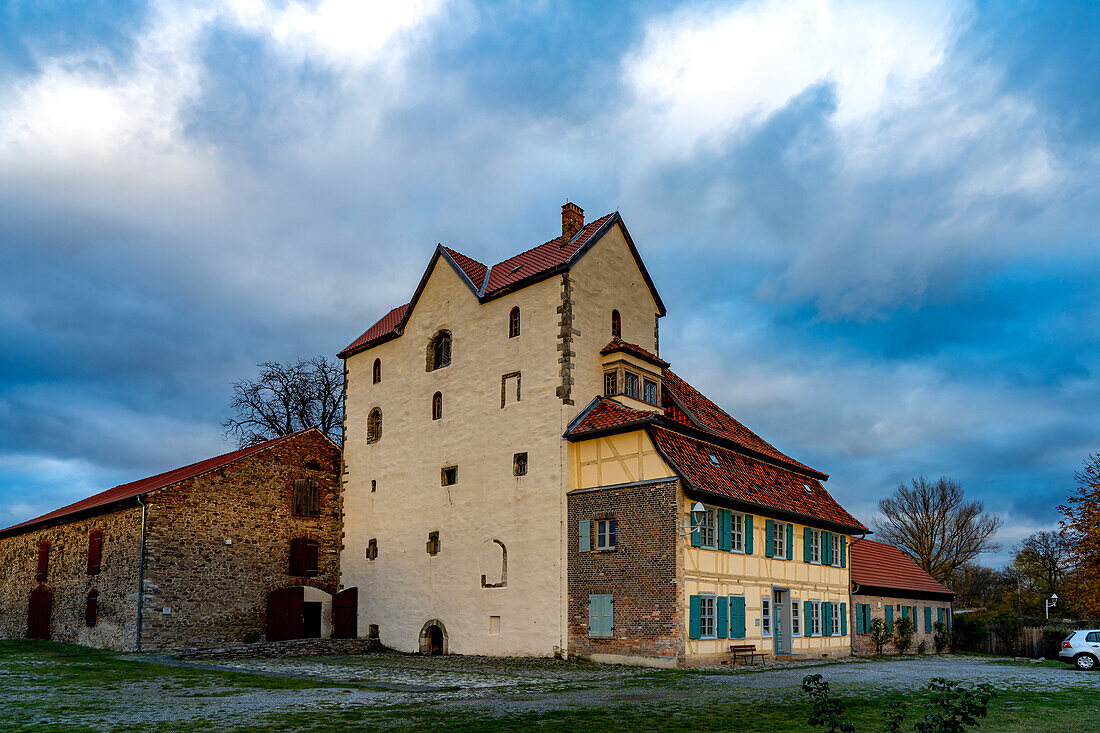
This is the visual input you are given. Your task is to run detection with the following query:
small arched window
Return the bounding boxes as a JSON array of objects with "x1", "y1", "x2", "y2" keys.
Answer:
[
  {"x1": 85, "y1": 590, "x2": 98, "y2": 627},
  {"x1": 367, "y1": 408, "x2": 382, "y2": 443},
  {"x1": 373, "y1": 358, "x2": 381, "y2": 384},
  {"x1": 427, "y1": 330, "x2": 452, "y2": 371},
  {"x1": 509, "y1": 307, "x2": 520, "y2": 338},
  {"x1": 611, "y1": 310, "x2": 621, "y2": 338},
  {"x1": 432, "y1": 392, "x2": 442, "y2": 420},
  {"x1": 87, "y1": 530, "x2": 102, "y2": 575}
]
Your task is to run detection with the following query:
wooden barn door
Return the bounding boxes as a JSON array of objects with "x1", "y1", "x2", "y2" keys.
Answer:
[
  {"x1": 27, "y1": 587, "x2": 52, "y2": 640},
  {"x1": 266, "y1": 587, "x2": 304, "y2": 642},
  {"x1": 332, "y1": 588, "x2": 358, "y2": 639}
]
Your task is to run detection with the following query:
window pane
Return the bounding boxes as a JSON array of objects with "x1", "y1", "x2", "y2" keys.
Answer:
[
  {"x1": 624, "y1": 372, "x2": 639, "y2": 398},
  {"x1": 604, "y1": 372, "x2": 617, "y2": 396}
]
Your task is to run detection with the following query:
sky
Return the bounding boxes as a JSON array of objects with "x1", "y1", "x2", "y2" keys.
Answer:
[{"x1": 1, "y1": 0, "x2": 1097, "y2": 568}]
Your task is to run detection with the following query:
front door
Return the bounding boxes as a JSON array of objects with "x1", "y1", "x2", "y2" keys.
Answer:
[
  {"x1": 266, "y1": 587, "x2": 304, "y2": 642},
  {"x1": 28, "y1": 587, "x2": 51, "y2": 640},
  {"x1": 773, "y1": 589, "x2": 789, "y2": 655}
]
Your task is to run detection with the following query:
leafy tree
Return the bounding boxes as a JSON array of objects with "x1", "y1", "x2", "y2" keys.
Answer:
[
  {"x1": 1058, "y1": 454, "x2": 1100, "y2": 617},
  {"x1": 222, "y1": 356, "x2": 345, "y2": 447},
  {"x1": 874, "y1": 477, "x2": 1002, "y2": 584},
  {"x1": 987, "y1": 613, "x2": 1023, "y2": 654},
  {"x1": 868, "y1": 618, "x2": 891, "y2": 656},
  {"x1": 894, "y1": 617, "x2": 916, "y2": 654}
]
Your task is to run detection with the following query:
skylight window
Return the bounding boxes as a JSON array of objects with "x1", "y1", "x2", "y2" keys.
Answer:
[
  {"x1": 708, "y1": 454, "x2": 719, "y2": 467},
  {"x1": 803, "y1": 483, "x2": 813, "y2": 494},
  {"x1": 510, "y1": 264, "x2": 524, "y2": 274}
]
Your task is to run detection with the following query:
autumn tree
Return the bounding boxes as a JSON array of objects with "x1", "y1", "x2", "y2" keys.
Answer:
[
  {"x1": 1059, "y1": 454, "x2": 1100, "y2": 616},
  {"x1": 874, "y1": 476, "x2": 1001, "y2": 585},
  {"x1": 222, "y1": 356, "x2": 344, "y2": 447}
]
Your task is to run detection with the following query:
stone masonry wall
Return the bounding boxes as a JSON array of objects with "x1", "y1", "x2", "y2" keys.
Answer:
[
  {"x1": 139, "y1": 430, "x2": 341, "y2": 651},
  {"x1": 0, "y1": 507, "x2": 143, "y2": 650},
  {"x1": 568, "y1": 479, "x2": 682, "y2": 663},
  {"x1": 851, "y1": 593, "x2": 953, "y2": 655}
]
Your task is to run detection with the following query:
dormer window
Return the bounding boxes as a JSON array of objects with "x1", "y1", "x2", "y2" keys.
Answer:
[
  {"x1": 623, "y1": 372, "x2": 639, "y2": 399},
  {"x1": 643, "y1": 378, "x2": 658, "y2": 405}
]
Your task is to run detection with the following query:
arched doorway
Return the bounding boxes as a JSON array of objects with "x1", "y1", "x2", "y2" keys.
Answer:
[
  {"x1": 266, "y1": 586, "x2": 333, "y2": 641},
  {"x1": 418, "y1": 619, "x2": 448, "y2": 655}
]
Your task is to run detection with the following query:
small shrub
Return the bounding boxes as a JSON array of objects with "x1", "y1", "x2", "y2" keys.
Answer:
[
  {"x1": 950, "y1": 615, "x2": 984, "y2": 652},
  {"x1": 933, "y1": 622, "x2": 950, "y2": 654},
  {"x1": 801, "y1": 674, "x2": 855, "y2": 733},
  {"x1": 869, "y1": 618, "x2": 891, "y2": 656},
  {"x1": 894, "y1": 617, "x2": 916, "y2": 655},
  {"x1": 918, "y1": 640, "x2": 928, "y2": 655},
  {"x1": 915, "y1": 677, "x2": 996, "y2": 733},
  {"x1": 883, "y1": 699, "x2": 907, "y2": 733}
]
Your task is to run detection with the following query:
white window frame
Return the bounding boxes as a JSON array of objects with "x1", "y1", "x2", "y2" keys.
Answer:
[
  {"x1": 831, "y1": 533, "x2": 841, "y2": 566},
  {"x1": 810, "y1": 529, "x2": 821, "y2": 564},
  {"x1": 595, "y1": 519, "x2": 615, "y2": 550},
  {"x1": 791, "y1": 598, "x2": 801, "y2": 637},
  {"x1": 773, "y1": 523, "x2": 786, "y2": 559},
  {"x1": 761, "y1": 595, "x2": 772, "y2": 637},
  {"x1": 810, "y1": 601, "x2": 822, "y2": 637},
  {"x1": 831, "y1": 603, "x2": 841, "y2": 636},
  {"x1": 699, "y1": 508, "x2": 717, "y2": 549},
  {"x1": 699, "y1": 595, "x2": 717, "y2": 639},
  {"x1": 730, "y1": 512, "x2": 745, "y2": 553}
]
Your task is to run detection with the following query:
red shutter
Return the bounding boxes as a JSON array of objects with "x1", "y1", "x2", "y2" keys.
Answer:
[
  {"x1": 35, "y1": 542, "x2": 49, "y2": 582},
  {"x1": 290, "y1": 538, "x2": 319, "y2": 577},
  {"x1": 85, "y1": 591, "x2": 98, "y2": 627},
  {"x1": 87, "y1": 531, "x2": 103, "y2": 575},
  {"x1": 289, "y1": 538, "x2": 303, "y2": 575},
  {"x1": 305, "y1": 539, "x2": 319, "y2": 577}
]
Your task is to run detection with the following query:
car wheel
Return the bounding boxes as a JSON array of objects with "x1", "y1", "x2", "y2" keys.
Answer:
[{"x1": 1074, "y1": 654, "x2": 1097, "y2": 671}]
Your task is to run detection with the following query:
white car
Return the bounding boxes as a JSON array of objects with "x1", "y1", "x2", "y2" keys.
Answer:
[{"x1": 1059, "y1": 630, "x2": 1100, "y2": 670}]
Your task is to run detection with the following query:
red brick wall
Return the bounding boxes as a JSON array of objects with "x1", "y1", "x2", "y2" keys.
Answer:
[
  {"x1": 851, "y1": 593, "x2": 953, "y2": 655},
  {"x1": 567, "y1": 479, "x2": 682, "y2": 662}
]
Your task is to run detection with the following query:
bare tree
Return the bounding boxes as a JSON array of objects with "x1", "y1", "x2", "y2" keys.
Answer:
[
  {"x1": 1013, "y1": 531, "x2": 1070, "y2": 598},
  {"x1": 222, "y1": 356, "x2": 344, "y2": 447},
  {"x1": 874, "y1": 476, "x2": 1001, "y2": 584}
]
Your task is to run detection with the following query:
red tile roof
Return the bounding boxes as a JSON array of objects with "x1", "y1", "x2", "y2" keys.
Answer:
[
  {"x1": 339, "y1": 303, "x2": 409, "y2": 357},
  {"x1": 567, "y1": 398, "x2": 656, "y2": 436},
  {"x1": 442, "y1": 247, "x2": 487, "y2": 290},
  {"x1": 600, "y1": 338, "x2": 669, "y2": 368},
  {"x1": 662, "y1": 368, "x2": 823, "y2": 479},
  {"x1": 649, "y1": 427, "x2": 867, "y2": 532},
  {"x1": 851, "y1": 538, "x2": 955, "y2": 597},
  {"x1": 0, "y1": 429, "x2": 326, "y2": 537}
]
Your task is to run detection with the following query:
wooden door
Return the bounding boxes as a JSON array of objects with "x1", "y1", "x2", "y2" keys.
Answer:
[
  {"x1": 28, "y1": 587, "x2": 52, "y2": 640},
  {"x1": 266, "y1": 586, "x2": 304, "y2": 642},
  {"x1": 332, "y1": 587, "x2": 357, "y2": 639}
]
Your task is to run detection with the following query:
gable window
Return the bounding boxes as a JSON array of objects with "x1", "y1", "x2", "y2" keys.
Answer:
[
  {"x1": 603, "y1": 371, "x2": 617, "y2": 397},
  {"x1": 731, "y1": 512, "x2": 745, "y2": 553},
  {"x1": 642, "y1": 378, "x2": 658, "y2": 405},
  {"x1": 810, "y1": 530, "x2": 821, "y2": 564},
  {"x1": 611, "y1": 310, "x2": 621, "y2": 338},
  {"x1": 366, "y1": 408, "x2": 382, "y2": 443},
  {"x1": 289, "y1": 538, "x2": 319, "y2": 577},
  {"x1": 87, "y1": 530, "x2": 103, "y2": 575},
  {"x1": 432, "y1": 392, "x2": 443, "y2": 420},
  {"x1": 366, "y1": 539, "x2": 378, "y2": 560},
  {"x1": 810, "y1": 601, "x2": 822, "y2": 636},
  {"x1": 426, "y1": 330, "x2": 451, "y2": 371},
  {"x1": 426, "y1": 531, "x2": 440, "y2": 556},
  {"x1": 35, "y1": 541, "x2": 49, "y2": 582},
  {"x1": 699, "y1": 595, "x2": 717, "y2": 639},
  {"x1": 373, "y1": 358, "x2": 381, "y2": 384},
  {"x1": 595, "y1": 519, "x2": 616, "y2": 550},
  {"x1": 698, "y1": 507, "x2": 717, "y2": 549},
  {"x1": 623, "y1": 371, "x2": 639, "y2": 399},
  {"x1": 513, "y1": 452, "x2": 527, "y2": 477},
  {"x1": 85, "y1": 590, "x2": 98, "y2": 627},
  {"x1": 292, "y1": 478, "x2": 320, "y2": 517},
  {"x1": 508, "y1": 307, "x2": 520, "y2": 338},
  {"x1": 441, "y1": 466, "x2": 458, "y2": 486},
  {"x1": 761, "y1": 596, "x2": 772, "y2": 637},
  {"x1": 791, "y1": 598, "x2": 801, "y2": 636}
]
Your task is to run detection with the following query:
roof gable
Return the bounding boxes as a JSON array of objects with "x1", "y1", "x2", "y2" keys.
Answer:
[{"x1": 851, "y1": 539, "x2": 955, "y2": 597}]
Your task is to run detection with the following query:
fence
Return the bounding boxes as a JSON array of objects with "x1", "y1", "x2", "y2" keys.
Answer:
[{"x1": 980, "y1": 626, "x2": 1046, "y2": 657}]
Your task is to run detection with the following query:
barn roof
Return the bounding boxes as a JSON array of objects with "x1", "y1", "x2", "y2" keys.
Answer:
[{"x1": 850, "y1": 538, "x2": 955, "y2": 597}]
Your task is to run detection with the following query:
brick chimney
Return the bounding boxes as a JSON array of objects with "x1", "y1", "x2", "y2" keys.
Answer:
[{"x1": 561, "y1": 202, "x2": 584, "y2": 243}]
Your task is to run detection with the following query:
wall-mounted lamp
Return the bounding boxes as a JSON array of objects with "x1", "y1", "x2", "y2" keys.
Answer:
[{"x1": 679, "y1": 502, "x2": 707, "y2": 537}]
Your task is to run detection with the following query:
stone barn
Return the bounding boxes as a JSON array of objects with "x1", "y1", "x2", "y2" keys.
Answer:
[
  {"x1": 0, "y1": 428, "x2": 350, "y2": 651},
  {"x1": 849, "y1": 538, "x2": 955, "y2": 654}
]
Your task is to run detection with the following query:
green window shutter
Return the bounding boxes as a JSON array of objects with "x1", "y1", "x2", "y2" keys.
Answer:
[
  {"x1": 937, "y1": 607, "x2": 943, "y2": 626},
  {"x1": 690, "y1": 512, "x2": 702, "y2": 547},
  {"x1": 603, "y1": 596, "x2": 613, "y2": 637},
  {"x1": 902, "y1": 605, "x2": 909, "y2": 621},
  {"x1": 588, "y1": 594, "x2": 598, "y2": 636},
  {"x1": 729, "y1": 596, "x2": 746, "y2": 639},
  {"x1": 717, "y1": 596, "x2": 728, "y2": 639},
  {"x1": 718, "y1": 509, "x2": 731, "y2": 551},
  {"x1": 946, "y1": 611, "x2": 951, "y2": 631},
  {"x1": 855, "y1": 603, "x2": 864, "y2": 634},
  {"x1": 822, "y1": 602, "x2": 833, "y2": 636},
  {"x1": 885, "y1": 604, "x2": 894, "y2": 633},
  {"x1": 822, "y1": 532, "x2": 832, "y2": 566},
  {"x1": 579, "y1": 520, "x2": 590, "y2": 553},
  {"x1": 841, "y1": 603, "x2": 848, "y2": 636},
  {"x1": 786, "y1": 523, "x2": 794, "y2": 560},
  {"x1": 744, "y1": 514, "x2": 754, "y2": 555},
  {"x1": 804, "y1": 601, "x2": 813, "y2": 635},
  {"x1": 924, "y1": 606, "x2": 932, "y2": 632},
  {"x1": 840, "y1": 535, "x2": 847, "y2": 567},
  {"x1": 689, "y1": 595, "x2": 701, "y2": 639},
  {"x1": 765, "y1": 520, "x2": 775, "y2": 558},
  {"x1": 804, "y1": 527, "x2": 812, "y2": 562}
]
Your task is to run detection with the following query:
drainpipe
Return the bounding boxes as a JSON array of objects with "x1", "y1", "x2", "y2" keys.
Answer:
[
  {"x1": 848, "y1": 532, "x2": 868, "y2": 655},
  {"x1": 135, "y1": 495, "x2": 147, "y2": 652}
]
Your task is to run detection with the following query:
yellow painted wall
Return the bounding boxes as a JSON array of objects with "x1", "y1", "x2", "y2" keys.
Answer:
[
  {"x1": 571, "y1": 431, "x2": 675, "y2": 490},
  {"x1": 679, "y1": 491, "x2": 852, "y2": 661}
]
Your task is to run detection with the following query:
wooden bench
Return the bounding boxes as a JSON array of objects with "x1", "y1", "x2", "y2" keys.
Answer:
[{"x1": 730, "y1": 644, "x2": 767, "y2": 665}]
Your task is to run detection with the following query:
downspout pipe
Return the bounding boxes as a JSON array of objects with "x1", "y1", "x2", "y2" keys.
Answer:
[
  {"x1": 135, "y1": 495, "x2": 147, "y2": 653},
  {"x1": 848, "y1": 532, "x2": 868, "y2": 655}
]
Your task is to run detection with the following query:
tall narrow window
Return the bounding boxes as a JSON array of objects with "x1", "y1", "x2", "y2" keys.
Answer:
[
  {"x1": 289, "y1": 538, "x2": 319, "y2": 577},
  {"x1": 611, "y1": 310, "x2": 621, "y2": 338},
  {"x1": 508, "y1": 307, "x2": 520, "y2": 338},
  {"x1": 603, "y1": 371, "x2": 617, "y2": 397},
  {"x1": 427, "y1": 330, "x2": 452, "y2": 371},
  {"x1": 366, "y1": 539, "x2": 378, "y2": 560},
  {"x1": 85, "y1": 590, "x2": 98, "y2": 627},
  {"x1": 35, "y1": 541, "x2": 49, "y2": 582},
  {"x1": 731, "y1": 512, "x2": 745, "y2": 552},
  {"x1": 643, "y1": 379, "x2": 658, "y2": 405},
  {"x1": 699, "y1": 595, "x2": 717, "y2": 639},
  {"x1": 623, "y1": 371, "x2": 639, "y2": 399},
  {"x1": 373, "y1": 358, "x2": 381, "y2": 384},
  {"x1": 367, "y1": 408, "x2": 382, "y2": 443},
  {"x1": 761, "y1": 596, "x2": 772, "y2": 637},
  {"x1": 791, "y1": 598, "x2": 801, "y2": 636},
  {"x1": 811, "y1": 601, "x2": 823, "y2": 636},
  {"x1": 292, "y1": 478, "x2": 320, "y2": 517},
  {"x1": 432, "y1": 392, "x2": 443, "y2": 420},
  {"x1": 426, "y1": 531, "x2": 440, "y2": 556},
  {"x1": 699, "y1": 508, "x2": 717, "y2": 549},
  {"x1": 513, "y1": 452, "x2": 528, "y2": 476},
  {"x1": 810, "y1": 530, "x2": 821, "y2": 563},
  {"x1": 87, "y1": 530, "x2": 103, "y2": 575}
]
